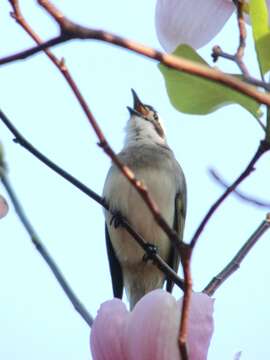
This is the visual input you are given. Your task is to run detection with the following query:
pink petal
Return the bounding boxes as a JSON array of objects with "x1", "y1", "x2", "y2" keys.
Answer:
[
  {"x1": 126, "y1": 289, "x2": 180, "y2": 360},
  {"x1": 90, "y1": 291, "x2": 215, "y2": 360},
  {"x1": 90, "y1": 299, "x2": 129, "y2": 360},
  {"x1": 183, "y1": 292, "x2": 215, "y2": 360},
  {"x1": 155, "y1": 0, "x2": 234, "y2": 51},
  {"x1": 0, "y1": 195, "x2": 8, "y2": 219}
]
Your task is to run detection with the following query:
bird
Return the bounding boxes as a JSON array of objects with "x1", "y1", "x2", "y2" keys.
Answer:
[{"x1": 102, "y1": 89, "x2": 187, "y2": 310}]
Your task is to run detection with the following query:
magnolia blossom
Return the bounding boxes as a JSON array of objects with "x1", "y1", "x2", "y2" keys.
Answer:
[
  {"x1": 155, "y1": 0, "x2": 270, "y2": 52},
  {"x1": 155, "y1": 0, "x2": 234, "y2": 51},
  {"x1": 90, "y1": 290, "x2": 214, "y2": 360},
  {"x1": 0, "y1": 195, "x2": 8, "y2": 219}
]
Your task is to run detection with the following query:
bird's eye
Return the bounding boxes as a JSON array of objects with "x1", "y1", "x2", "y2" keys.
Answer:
[{"x1": 153, "y1": 113, "x2": 158, "y2": 121}]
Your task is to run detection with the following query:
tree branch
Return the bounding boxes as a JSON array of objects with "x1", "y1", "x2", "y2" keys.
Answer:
[
  {"x1": 0, "y1": 108, "x2": 184, "y2": 291},
  {"x1": 212, "y1": 46, "x2": 270, "y2": 95},
  {"x1": 7, "y1": 0, "x2": 182, "y2": 256},
  {"x1": 0, "y1": 1, "x2": 268, "y2": 106},
  {"x1": 190, "y1": 140, "x2": 270, "y2": 249},
  {"x1": 212, "y1": 1, "x2": 249, "y2": 77},
  {"x1": 209, "y1": 168, "x2": 270, "y2": 209},
  {"x1": 235, "y1": 0, "x2": 249, "y2": 76},
  {"x1": 0, "y1": 35, "x2": 67, "y2": 66},
  {"x1": 211, "y1": 0, "x2": 270, "y2": 126},
  {"x1": 203, "y1": 213, "x2": 270, "y2": 296},
  {"x1": 178, "y1": 245, "x2": 192, "y2": 360}
]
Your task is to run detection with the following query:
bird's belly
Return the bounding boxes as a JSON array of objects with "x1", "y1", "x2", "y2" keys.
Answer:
[{"x1": 104, "y1": 168, "x2": 176, "y2": 265}]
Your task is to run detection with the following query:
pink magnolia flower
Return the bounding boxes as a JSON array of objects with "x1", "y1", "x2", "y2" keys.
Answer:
[
  {"x1": 90, "y1": 290, "x2": 214, "y2": 360},
  {"x1": 0, "y1": 195, "x2": 8, "y2": 219},
  {"x1": 155, "y1": 0, "x2": 235, "y2": 52},
  {"x1": 155, "y1": 0, "x2": 270, "y2": 52}
]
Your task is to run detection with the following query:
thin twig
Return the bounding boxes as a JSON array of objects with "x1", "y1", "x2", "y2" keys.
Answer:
[
  {"x1": 235, "y1": 0, "x2": 249, "y2": 76},
  {"x1": 212, "y1": 1, "x2": 249, "y2": 76},
  {"x1": 7, "y1": 0, "x2": 182, "y2": 255},
  {"x1": 211, "y1": 0, "x2": 270, "y2": 112},
  {"x1": 0, "y1": 108, "x2": 184, "y2": 291},
  {"x1": 209, "y1": 168, "x2": 270, "y2": 208},
  {"x1": 0, "y1": 35, "x2": 67, "y2": 65},
  {"x1": 0, "y1": 2, "x2": 268, "y2": 106},
  {"x1": 0, "y1": 173, "x2": 94, "y2": 327},
  {"x1": 211, "y1": 46, "x2": 270, "y2": 94},
  {"x1": 190, "y1": 141, "x2": 270, "y2": 249},
  {"x1": 9, "y1": 0, "x2": 62, "y2": 66},
  {"x1": 203, "y1": 213, "x2": 270, "y2": 296}
]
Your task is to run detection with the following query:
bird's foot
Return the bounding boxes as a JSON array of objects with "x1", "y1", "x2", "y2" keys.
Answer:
[
  {"x1": 110, "y1": 210, "x2": 125, "y2": 228},
  {"x1": 143, "y1": 243, "x2": 158, "y2": 262}
]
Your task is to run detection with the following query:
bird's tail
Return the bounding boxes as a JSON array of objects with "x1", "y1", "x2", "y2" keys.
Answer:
[
  {"x1": 129, "y1": 288, "x2": 147, "y2": 311},
  {"x1": 124, "y1": 264, "x2": 165, "y2": 311}
]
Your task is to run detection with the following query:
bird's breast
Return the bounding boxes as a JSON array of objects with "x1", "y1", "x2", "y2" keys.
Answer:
[{"x1": 103, "y1": 166, "x2": 176, "y2": 264}]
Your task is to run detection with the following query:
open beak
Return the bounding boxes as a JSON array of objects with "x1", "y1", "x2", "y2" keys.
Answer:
[{"x1": 127, "y1": 89, "x2": 148, "y2": 117}]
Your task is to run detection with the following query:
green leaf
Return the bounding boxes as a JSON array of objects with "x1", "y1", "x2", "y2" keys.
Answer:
[
  {"x1": 250, "y1": 0, "x2": 270, "y2": 75},
  {"x1": 158, "y1": 45, "x2": 261, "y2": 118}
]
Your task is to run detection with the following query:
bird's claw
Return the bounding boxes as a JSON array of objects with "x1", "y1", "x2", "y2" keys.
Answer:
[
  {"x1": 110, "y1": 211, "x2": 125, "y2": 228},
  {"x1": 143, "y1": 243, "x2": 158, "y2": 262}
]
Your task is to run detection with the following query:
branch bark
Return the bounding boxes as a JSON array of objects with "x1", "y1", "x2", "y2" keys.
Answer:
[
  {"x1": 0, "y1": 1, "x2": 269, "y2": 106},
  {"x1": 7, "y1": 0, "x2": 182, "y2": 256},
  {"x1": 178, "y1": 245, "x2": 192, "y2": 360},
  {"x1": 203, "y1": 213, "x2": 270, "y2": 296},
  {"x1": 190, "y1": 140, "x2": 270, "y2": 249},
  {"x1": 209, "y1": 168, "x2": 270, "y2": 209},
  {"x1": 0, "y1": 108, "x2": 184, "y2": 291}
]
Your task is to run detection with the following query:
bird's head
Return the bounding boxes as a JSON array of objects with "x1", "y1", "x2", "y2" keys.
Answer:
[{"x1": 125, "y1": 89, "x2": 166, "y2": 146}]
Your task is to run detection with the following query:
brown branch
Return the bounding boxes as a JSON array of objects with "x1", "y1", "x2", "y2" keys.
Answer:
[
  {"x1": 209, "y1": 168, "x2": 270, "y2": 208},
  {"x1": 9, "y1": 0, "x2": 62, "y2": 66},
  {"x1": 211, "y1": 1, "x2": 270, "y2": 102},
  {"x1": 7, "y1": 2, "x2": 188, "y2": 351},
  {"x1": 212, "y1": 0, "x2": 248, "y2": 76},
  {"x1": 0, "y1": 2, "x2": 268, "y2": 106},
  {"x1": 235, "y1": 0, "x2": 249, "y2": 76},
  {"x1": 178, "y1": 245, "x2": 192, "y2": 360},
  {"x1": 190, "y1": 140, "x2": 270, "y2": 249},
  {"x1": 0, "y1": 108, "x2": 184, "y2": 291},
  {"x1": 7, "y1": 0, "x2": 182, "y2": 256},
  {"x1": 203, "y1": 213, "x2": 270, "y2": 296},
  {"x1": 211, "y1": 46, "x2": 270, "y2": 95},
  {"x1": 0, "y1": 35, "x2": 67, "y2": 65}
]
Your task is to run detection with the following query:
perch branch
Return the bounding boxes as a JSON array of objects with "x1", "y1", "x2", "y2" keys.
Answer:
[
  {"x1": 7, "y1": 0, "x2": 182, "y2": 255},
  {"x1": 0, "y1": 108, "x2": 184, "y2": 291}
]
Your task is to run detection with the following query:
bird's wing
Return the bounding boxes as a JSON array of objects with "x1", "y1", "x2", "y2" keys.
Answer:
[
  {"x1": 105, "y1": 224, "x2": 124, "y2": 299},
  {"x1": 166, "y1": 191, "x2": 186, "y2": 292}
]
